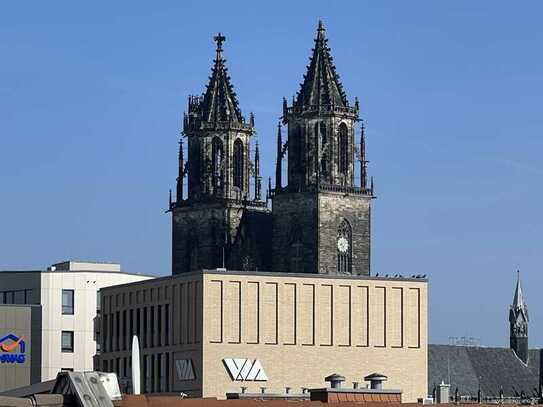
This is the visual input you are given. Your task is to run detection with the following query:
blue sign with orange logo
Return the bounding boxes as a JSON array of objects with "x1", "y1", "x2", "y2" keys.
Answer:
[{"x1": 0, "y1": 333, "x2": 26, "y2": 363}]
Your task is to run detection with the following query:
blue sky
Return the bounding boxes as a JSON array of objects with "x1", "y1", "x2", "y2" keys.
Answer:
[{"x1": 1, "y1": 1, "x2": 542, "y2": 346}]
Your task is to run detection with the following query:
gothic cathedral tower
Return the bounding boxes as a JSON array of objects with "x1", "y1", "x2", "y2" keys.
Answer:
[
  {"x1": 272, "y1": 21, "x2": 374, "y2": 275},
  {"x1": 170, "y1": 34, "x2": 270, "y2": 274},
  {"x1": 509, "y1": 271, "x2": 529, "y2": 364}
]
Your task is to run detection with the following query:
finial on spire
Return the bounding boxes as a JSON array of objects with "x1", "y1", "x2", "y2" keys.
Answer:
[
  {"x1": 318, "y1": 20, "x2": 325, "y2": 33},
  {"x1": 214, "y1": 32, "x2": 226, "y2": 53}
]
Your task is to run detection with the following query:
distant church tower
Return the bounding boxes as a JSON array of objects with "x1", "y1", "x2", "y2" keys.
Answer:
[
  {"x1": 170, "y1": 34, "x2": 270, "y2": 274},
  {"x1": 509, "y1": 271, "x2": 529, "y2": 364},
  {"x1": 271, "y1": 21, "x2": 374, "y2": 275}
]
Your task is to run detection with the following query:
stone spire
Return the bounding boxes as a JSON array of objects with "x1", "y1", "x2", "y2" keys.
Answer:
[
  {"x1": 200, "y1": 33, "x2": 243, "y2": 123},
  {"x1": 176, "y1": 138, "x2": 184, "y2": 202},
  {"x1": 510, "y1": 271, "x2": 529, "y2": 364},
  {"x1": 512, "y1": 271, "x2": 527, "y2": 313},
  {"x1": 360, "y1": 121, "x2": 368, "y2": 191},
  {"x1": 254, "y1": 141, "x2": 261, "y2": 200},
  {"x1": 295, "y1": 20, "x2": 348, "y2": 108},
  {"x1": 275, "y1": 122, "x2": 283, "y2": 191}
]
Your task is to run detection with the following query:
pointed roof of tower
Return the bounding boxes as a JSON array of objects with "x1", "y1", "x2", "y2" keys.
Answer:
[
  {"x1": 295, "y1": 20, "x2": 349, "y2": 108},
  {"x1": 512, "y1": 271, "x2": 527, "y2": 311},
  {"x1": 200, "y1": 33, "x2": 243, "y2": 123}
]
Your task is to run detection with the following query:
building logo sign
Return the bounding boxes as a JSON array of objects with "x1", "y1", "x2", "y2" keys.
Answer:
[
  {"x1": 223, "y1": 358, "x2": 268, "y2": 381},
  {"x1": 175, "y1": 359, "x2": 195, "y2": 381},
  {"x1": 0, "y1": 333, "x2": 26, "y2": 364}
]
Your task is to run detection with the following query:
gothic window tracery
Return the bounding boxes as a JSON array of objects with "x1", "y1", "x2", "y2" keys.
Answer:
[
  {"x1": 233, "y1": 138, "x2": 244, "y2": 189},
  {"x1": 339, "y1": 123, "x2": 349, "y2": 176},
  {"x1": 337, "y1": 218, "x2": 352, "y2": 274},
  {"x1": 315, "y1": 121, "x2": 329, "y2": 178},
  {"x1": 290, "y1": 125, "x2": 302, "y2": 173},
  {"x1": 211, "y1": 137, "x2": 224, "y2": 191}
]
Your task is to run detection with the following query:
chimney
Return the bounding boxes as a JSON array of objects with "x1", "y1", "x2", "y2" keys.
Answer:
[
  {"x1": 364, "y1": 373, "x2": 388, "y2": 390},
  {"x1": 325, "y1": 373, "x2": 345, "y2": 389},
  {"x1": 437, "y1": 382, "x2": 450, "y2": 404},
  {"x1": 310, "y1": 371, "x2": 402, "y2": 403}
]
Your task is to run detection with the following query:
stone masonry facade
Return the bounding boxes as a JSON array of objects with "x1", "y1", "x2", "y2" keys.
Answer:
[{"x1": 170, "y1": 21, "x2": 375, "y2": 276}]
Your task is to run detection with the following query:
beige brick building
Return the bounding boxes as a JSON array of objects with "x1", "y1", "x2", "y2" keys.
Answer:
[{"x1": 98, "y1": 270, "x2": 427, "y2": 402}]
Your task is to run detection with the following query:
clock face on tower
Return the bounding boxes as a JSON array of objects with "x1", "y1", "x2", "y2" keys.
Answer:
[{"x1": 337, "y1": 236, "x2": 349, "y2": 253}]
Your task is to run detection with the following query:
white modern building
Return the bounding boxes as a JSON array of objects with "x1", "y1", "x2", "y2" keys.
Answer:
[{"x1": 0, "y1": 260, "x2": 153, "y2": 388}]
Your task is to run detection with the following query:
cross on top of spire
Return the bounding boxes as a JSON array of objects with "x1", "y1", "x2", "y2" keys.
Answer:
[{"x1": 214, "y1": 32, "x2": 226, "y2": 53}]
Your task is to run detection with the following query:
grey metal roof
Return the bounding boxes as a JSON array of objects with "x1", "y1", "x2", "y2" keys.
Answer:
[
  {"x1": 0, "y1": 380, "x2": 56, "y2": 397},
  {"x1": 429, "y1": 344, "x2": 541, "y2": 398}
]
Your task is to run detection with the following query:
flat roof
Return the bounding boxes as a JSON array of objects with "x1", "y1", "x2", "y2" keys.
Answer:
[
  {"x1": 0, "y1": 269, "x2": 156, "y2": 278},
  {"x1": 99, "y1": 268, "x2": 428, "y2": 292},
  {"x1": 0, "y1": 303, "x2": 42, "y2": 308}
]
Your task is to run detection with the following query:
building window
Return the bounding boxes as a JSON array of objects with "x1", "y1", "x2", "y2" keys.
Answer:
[
  {"x1": 61, "y1": 331, "x2": 74, "y2": 353},
  {"x1": 233, "y1": 138, "x2": 244, "y2": 189},
  {"x1": 150, "y1": 306, "x2": 155, "y2": 347},
  {"x1": 337, "y1": 219, "x2": 352, "y2": 274},
  {"x1": 129, "y1": 309, "x2": 134, "y2": 341},
  {"x1": 293, "y1": 125, "x2": 303, "y2": 173},
  {"x1": 136, "y1": 308, "x2": 141, "y2": 343},
  {"x1": 62, "y1": 289, "x2": 74, "y2": 315},
  {"x1": 165, "y1": 304, "x2": 170, "y2": 346},
  {"x1": 102, "y1": 314, "x2": 108, "y2": 352},
  {"x1": 115, "y1": 311, "x2": 120, "y2": 351},
  {"x1": 122, "y1": 310, "x2": 127, "y2": 350},
  {"x1": 212, "y1": 137, "x2": 224, "y2": 191},
  {"x1": 142, "y1": 307, "x2": 148, "y2": 348},
  {"x1": 14, "y1": 290, "x2": 25, "y2": 304},
  {"x1": 339, "y1": 123, "x2": 349, "y2": 176},
  {"x1": 157, "y1": 305, "x2": 162, "y2": 347}
]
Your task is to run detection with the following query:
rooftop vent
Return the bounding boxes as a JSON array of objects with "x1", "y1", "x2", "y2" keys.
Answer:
[
  {"x1": 364, "y1": 373, "x2": 387, "y2": 390},
  {"x1": 325, "y1": 373, "x2": 345, "y2": 389}
]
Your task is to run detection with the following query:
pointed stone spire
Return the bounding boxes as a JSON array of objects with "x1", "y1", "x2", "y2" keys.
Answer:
[
  {"x1": 200, "y1": 33, "x2": 243, "y2": 123},
  {"x1": 267, "y1": 176, "x2": 272, "y2": 201},
  {"x1": 275, "y1": 122, "x2": 283, "y2": 191},
  {"x1": 254, "y1": 141, "x2": 261, "y2": 201},
  {"x1": 295, "y1": 20, "x2": 348, "y2": 108},
  {"x1": 510, "y1": 270, "x2": 529, "y2": 364},
  {"x1": 512, "y1": 270, "x2": 526, "y2": 312},
  {"x1": 176, "y1": 138, "x2": 184, "y2": 202},
  {"x1": 360, "y1": 121, "x2": 368, "y2": 190}
]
